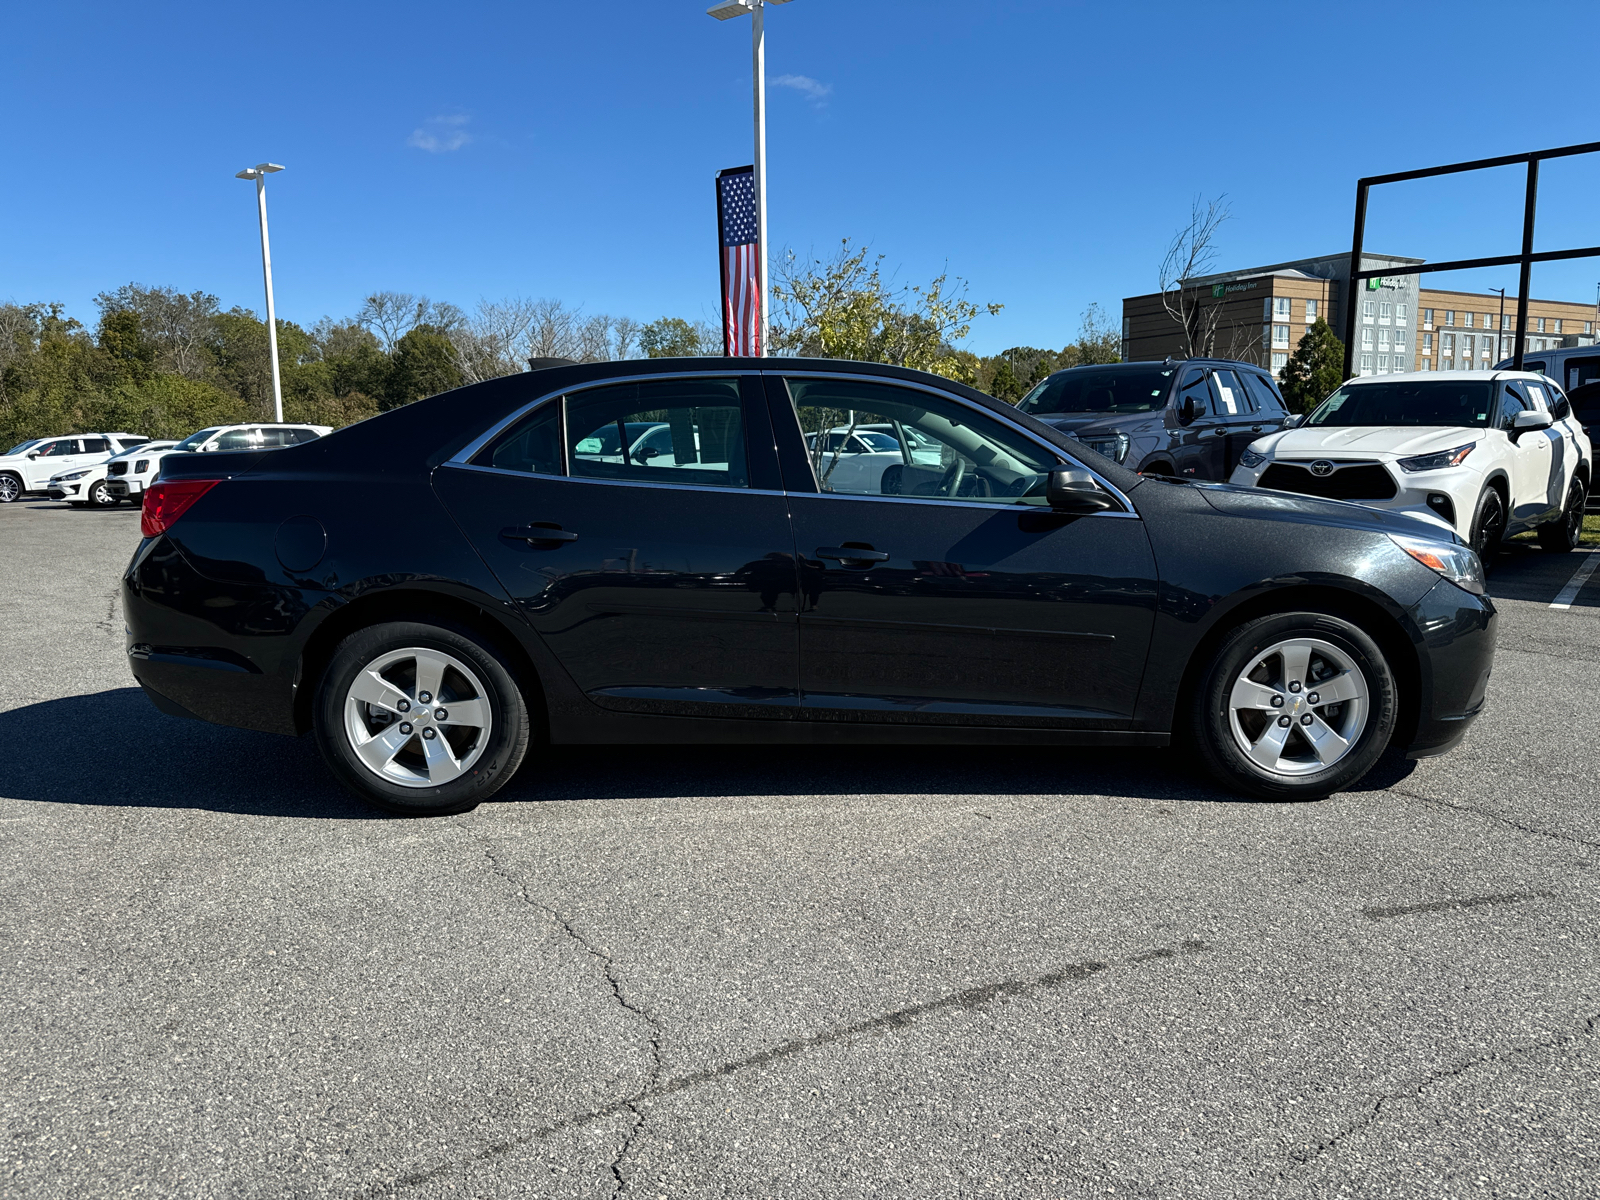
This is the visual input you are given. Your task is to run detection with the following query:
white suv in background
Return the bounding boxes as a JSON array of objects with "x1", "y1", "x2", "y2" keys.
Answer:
[
  {"x1": 1229, "y1": 370, "x2": 1592, "y2": 559},
  {"x1": 0, "y1": 433, "x2": 150, "y2": 503},
  {"x1": 49, "y1": 441, "x2": 178, "y2": 507},
  {"x1": 104, "y1": 422, "x2": 333, "y2": 503}
]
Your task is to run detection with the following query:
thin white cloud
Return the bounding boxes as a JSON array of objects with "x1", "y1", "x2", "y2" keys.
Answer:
[
  {"x1": 771, "y1": 74, "x2": 832, "y2": 106},
  {"x1": 408, "y1": 114, "x2": 472, "y2": 153}
]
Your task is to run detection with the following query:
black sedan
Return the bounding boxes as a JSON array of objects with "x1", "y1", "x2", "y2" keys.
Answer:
[{"x1": 122, "y1": 358, "x2": 1496, "y2": 815}]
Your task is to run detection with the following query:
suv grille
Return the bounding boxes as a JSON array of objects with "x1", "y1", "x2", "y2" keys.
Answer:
[
  {"x1": 108, "y1": 461, "x2": 128, "y2": 476},
  {"x1": 1259, "y1": 461, "x2": 1397, "y2": 501}
]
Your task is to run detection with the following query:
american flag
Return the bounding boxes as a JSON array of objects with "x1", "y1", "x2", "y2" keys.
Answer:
[{"x1": 717, "y1": 166, "x2": 761, "y2": 357}]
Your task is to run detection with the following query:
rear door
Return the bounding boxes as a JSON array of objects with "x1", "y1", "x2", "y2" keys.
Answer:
[
  {"x1": 1209, "y1": 368, "x2": 1266, "y2": 475},
  {"x1": 1522, "y1": 380, "x2": 1575, "y2": 517},
  {"x1": 433, "y1": 373, "x2": 802, "y2": 720}
]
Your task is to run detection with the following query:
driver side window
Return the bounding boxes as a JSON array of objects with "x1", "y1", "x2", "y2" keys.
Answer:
[{"x1": 785, "y1": 378, "x2": 1061, "y2": 505}]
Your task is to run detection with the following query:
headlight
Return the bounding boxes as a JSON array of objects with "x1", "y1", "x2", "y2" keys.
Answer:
[
  {"x1": 1389, "y1": 533, "x2": 1485, "y2": 595},
  {"x1": 56, "y1": 470, "x2": 90, "y2": 482},
  {"x1": 1079, "y1": 432, "x2": 1130, "y2": 464},
  {"x1": 1238, "y1": 447, "x2": 1267, "y2": 469},
  {"x1": 1397, "y1": 442, "x2": 1476, "y2": 472}
]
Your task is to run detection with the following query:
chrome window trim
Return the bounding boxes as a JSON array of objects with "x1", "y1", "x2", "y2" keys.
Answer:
[
  {"x1": 440, "y1": 460, "x2": 786, "y2": 499},
  {"x1": 787, "y1": 489, "x2": 1140, "y2": 518},
  {"x1": 776, "y1": 370, "x2": 1140, "y2": 517},
  {"x1": 448, "y1": 370, "x2": 757, "y2": 466}
]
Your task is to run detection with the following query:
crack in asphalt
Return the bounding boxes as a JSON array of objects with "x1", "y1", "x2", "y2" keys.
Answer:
[
  {"x1": 371, "y1": 937, "x2": 1211, "y2": 1195},
  {"x1": 1363, "y1": 890, "x2": 1555, "y2": 920},
  {"x1": 1388, "y1": 787, "x2": 1600, "y2": 854},
  {"x1": 1287, "y1": 1011, "x2": 1600, "y2": 1170},
  {"x1": 479, "y1": 844, "x2": 663, "y2": 1197}
]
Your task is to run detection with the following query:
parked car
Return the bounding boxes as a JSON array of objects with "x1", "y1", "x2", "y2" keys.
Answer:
[
  {"x1": 49, "y1": 440, "x2": 178, "y2": 507},
  {"x1": 1016, "y1": 359, "x2": 1294, "y2": 479},
  {"x1": 803, "y1": 425, "x2": 944, "y2": 494},
  {"x1": 123, "y1": 358, "x2": 1496, "y2": 816},
  {"x1": 104, "y1": 423, "x2": 332, "y2": 504},
  {"x1": 1229, "y1": 370, "x2": 1592, "y2": 558},
  {"x1": 1500, "y1": 346, "x2": 1600, "y2": 512},
  {"x1": 0, "y1": 433, "x2": 149, "y2": 503}
]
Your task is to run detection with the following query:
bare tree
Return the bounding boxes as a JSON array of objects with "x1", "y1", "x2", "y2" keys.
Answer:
[
  {"x1": 95, "y1": 284, "x2": 220, "y2": 379},
  {"x1": 356, "y1": 293, "x2": 463, "y2": 353},
  {"x1": 448, "y1": 298, "x2": 538, "y2": 383},
  {"x1": 1158, "y1": 195, "x2": 1232, "y2": 359},
  {"x1": 574, "y1": 314, "x2": 616, "y2": 363},
  {"x1": 610, "y1": 316, "x2": 641, "y2": 362}
]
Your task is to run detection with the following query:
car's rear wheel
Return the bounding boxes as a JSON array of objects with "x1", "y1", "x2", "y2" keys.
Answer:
[
  {"x1": 314, "y1": 620, "x2": 530, "y2": 816},
  {"x1": 1189, "y1": 611, "x2": 1396, "y2": 801},
  {"x1": 0, "y1": 473, "x2": 21, "y2": 503},
  {"x1": 1469, "y1": 486, "x2": 1506, "y2": 566},
  {"x1": 1536, "y1": 477, "x2": 1586, "y2": 553}
]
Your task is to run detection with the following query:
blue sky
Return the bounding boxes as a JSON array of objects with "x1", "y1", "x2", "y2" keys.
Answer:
[{"x1": 4, "y1": 0, "x2": 1600, "y2": 354}]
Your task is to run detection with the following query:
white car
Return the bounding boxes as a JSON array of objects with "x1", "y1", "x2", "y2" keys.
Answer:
[
  {"x1": 1229, "y1": 370, "x2": 1593, "y2": 557},
  {"x1": 806, "y1": 426, "x2": 945, "y2": 494},
  {"x1": 103, "y1": 422, "x2": 333, "y2": 503},
  {"x1": 0, "y1": 433, "x2": 151, "y2": 504},
  {"x1": 49, "y1": 440, "x2": 178, "y2": 507}
]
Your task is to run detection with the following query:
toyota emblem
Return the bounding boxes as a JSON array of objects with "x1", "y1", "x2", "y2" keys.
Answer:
[{"x1": 1309, "y1": 460, "x2": 1336, "y2": 477}]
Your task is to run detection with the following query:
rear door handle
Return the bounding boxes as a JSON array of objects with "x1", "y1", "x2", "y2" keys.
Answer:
[
  {"x1": 502, "y1": 523, "x2": 578, "y2": 546},
  {"x1": 816, "y1": 546, "x2": 890, "y2": 563}
]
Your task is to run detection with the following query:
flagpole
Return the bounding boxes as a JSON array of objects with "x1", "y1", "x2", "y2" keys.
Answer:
[{"x1": 752, "y1": 0, "x2": 769, "y2": 357}]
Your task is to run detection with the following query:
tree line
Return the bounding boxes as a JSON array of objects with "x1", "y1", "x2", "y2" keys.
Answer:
[{"x1": 0, "y1": 249, "x2": 1121, "y2": 446}]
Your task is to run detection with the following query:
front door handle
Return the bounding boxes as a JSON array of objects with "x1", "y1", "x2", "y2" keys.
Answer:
[
  {"x1": 502, "y1": 523, "x2": 578, "y2": 546},
  {"x1": 816, "y1": 545, "x2": 890, "y2": 563}
]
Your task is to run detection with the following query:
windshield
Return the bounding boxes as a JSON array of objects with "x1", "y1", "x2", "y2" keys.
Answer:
[
  {"x1": 173, "y1": 427, "x2": 223, "y2": 451},
  {"x1": 1307, "y1": 381, "x2": 1494, "y2": 428},
  {"x1": 5, "y1": 440, "x2": 40, "y2": 457},
  {"x1": 1017, "y1": 366, "x2": 1177, "y2": 416}
]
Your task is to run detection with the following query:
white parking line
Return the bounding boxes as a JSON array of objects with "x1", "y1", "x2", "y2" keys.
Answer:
[{"x1": 1550, "y1": 549, "x2": 1600, "y2": 610}]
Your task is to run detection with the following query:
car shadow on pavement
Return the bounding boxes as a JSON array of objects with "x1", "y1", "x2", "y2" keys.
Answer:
[
  {"x1": 0, "y1": 688, "x2": 374, "y2": 819},
  {"x1": 0, "y1": 688, "x2": 1420, "y2": 818}
]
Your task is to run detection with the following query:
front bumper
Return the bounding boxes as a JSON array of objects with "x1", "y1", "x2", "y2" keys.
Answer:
[
  {"x1": 47, "y1": 483, "x2": 81, "y2": 499},
  {"x1": 1230, "y1": 459, "x2": 1474, "y2": 539},
  {"x1": 106, "y1": 479, "x2": 140, "y2": 499},
  {"x1": 1401, "y1": 577, "x2": 1497, "y2": 757}
]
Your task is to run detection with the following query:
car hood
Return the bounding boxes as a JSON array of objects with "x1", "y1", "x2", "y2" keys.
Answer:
[
  {"x1": 1032, "y1": 413, "x2": 1147, "y2": 438},
  {"x1": 1190, "y1": 480, "x2": 1458, "y2": 540},
  {"x1": 1256, "y1": 425, "x2": 1484, "y2": 459}
]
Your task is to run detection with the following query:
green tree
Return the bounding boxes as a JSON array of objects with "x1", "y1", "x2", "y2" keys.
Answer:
[
  {"x1": 1279, "y1": 318, "x2": 1346, "y2": 413},
  {"x1": 639, "y1": 317, "x2": 705, "y2": 358},
  {"x1": 96, "y1": 309, "x2": 156, "y2": 384},
  {"x1": 386, "y1": 324, "x2": 462, "y2": 408}
]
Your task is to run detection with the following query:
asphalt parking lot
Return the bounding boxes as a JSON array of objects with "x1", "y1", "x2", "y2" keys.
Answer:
[{"x1": 2, "y1": 499, "x2": 1598, "y2": 1199}]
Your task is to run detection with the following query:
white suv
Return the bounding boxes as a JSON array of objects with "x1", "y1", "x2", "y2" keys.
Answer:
[
  {"x1": 1229, "y1": 370, "x2": 1592, "y2": 558},
  {"x1": 49, "y1": 441, "x2": 178, "y2": 507},
  {"x1": 0, "y1": 433, "x2": 150, "y2": 503},
  {"x1": 104, "y1": 422, "x2": 333, "y2": 503}
]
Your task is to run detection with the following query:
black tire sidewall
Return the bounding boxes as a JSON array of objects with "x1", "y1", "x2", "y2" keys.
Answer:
[
  {"x1": 1471, "y1": 486, "x2": 1505, "y2": 561},
  {"x1": 314, "y1": 620, "x2": 530, "y2": 816},
  {"x1": 1192, "y1": 611, "x2": 1397, "y2": 801}
]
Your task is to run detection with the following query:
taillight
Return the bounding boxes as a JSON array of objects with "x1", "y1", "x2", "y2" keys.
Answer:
[{"x1": 141, "y1": 479, "x2": 221, "y2": 538}]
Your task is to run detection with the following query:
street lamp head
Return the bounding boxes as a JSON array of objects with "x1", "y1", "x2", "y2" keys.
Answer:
[
  {"x1": 235, "y1": 163, "x2": 285, "y2": 180},
  {"x1": 707, "y1": 0, "x2": 790, "y2": 18}
]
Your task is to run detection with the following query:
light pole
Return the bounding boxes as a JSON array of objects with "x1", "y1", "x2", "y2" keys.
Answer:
[
  {"x1": 235, "y1": 163, "x2": 286, "y2": 421},
  {"x1": 1487, "y1": 287, "x2": 1506, "y2": 361},
  {"x1": 708, "y1": 0, "x2": 794, "y2": 357}
]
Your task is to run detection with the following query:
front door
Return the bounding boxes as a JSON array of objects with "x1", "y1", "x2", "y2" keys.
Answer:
[
  {"x1": 1499, "y1": 382, "x2": 1557, "y2": 526},
  {"x1": 773, "y1": 375, "x2": 1158, "y2": 726},
  {"x1": 434, "y1": 374, "x2": 802, "y2": 719},
  {"x1": 1169, "y1": 366, "x2": 1227, "y2": 480}
]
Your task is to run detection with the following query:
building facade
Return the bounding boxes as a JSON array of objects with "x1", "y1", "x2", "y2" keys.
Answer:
[{"x1": 1122, "y1": 252, "x2": 1597, "y2": 378}]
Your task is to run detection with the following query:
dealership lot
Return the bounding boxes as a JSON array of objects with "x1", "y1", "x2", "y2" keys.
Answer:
[{"x1": 2, "y1": 500, "x2": 1597, "y2": 1198}]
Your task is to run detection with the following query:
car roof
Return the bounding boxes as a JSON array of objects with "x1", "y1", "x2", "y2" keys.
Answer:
[{"x1": 1345, "y1": 369, "x2": 1545, "y2": 384}]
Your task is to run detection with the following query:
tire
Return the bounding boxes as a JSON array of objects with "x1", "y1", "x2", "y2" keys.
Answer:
[
  {"x1": 313, "y1": 620, "x2": 531, "y2": 816},
  {"x1": 1469, "y1": 486, "x2": 1507, "y2": 567},
  {"x1": 0, "y1": 473, "x2": 20, "y2": 503},
  {"x1": 88, "y1": 480, "x2": 116, "y2": 508},
  {"x1": 1188, "y1": 610, "x2": 1397, "y2": 801},
  {"x1": 1536, "y1": 477, "x2": 1586, "y2": 553}
]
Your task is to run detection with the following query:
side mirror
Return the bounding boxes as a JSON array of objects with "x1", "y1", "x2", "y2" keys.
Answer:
[
  {"x1": 1178, "y1": 394, "x2": 1201, "y2": 424},
  {"x1": 1047, "y1": 467, "x2": 1116, "y2": 514},
  {"x1": 635, "y1": 446, "x2": 661, "y2": 463},
  {"x1": 26, "y1": 451, "x2": 40, "y2": 460},
  {"x1": 1513, "y1": 409, "x2": 1553, "y2": 432}
]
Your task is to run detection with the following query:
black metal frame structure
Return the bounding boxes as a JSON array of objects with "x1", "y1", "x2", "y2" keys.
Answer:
[{"x1": 1344, "y1": 140, "x2": 1600, "y2": 380}]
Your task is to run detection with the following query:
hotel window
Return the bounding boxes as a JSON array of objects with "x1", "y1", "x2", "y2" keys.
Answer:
[
  {"x1": 1305, "y1": 298, "x2": 1318, "y2": 323},
  {"x1": 1445, "y1": 310, "x2": 1455, "y2": 326},
  {"x1": 1361, "y1": 328, "x2": 1374, "y2": 349},
  {"x1": 1362, "y1": 300, "x2": 1375, "y2": 322},
  {"x1": 1554, "y1": 319, "x2": 1563, "y2": 334},
  {"x1": 1378, "y1": 355, "x2": 1390, "y2": 371},
  {"x1": 1461, "y1": 335, "x2": 1475, "y2": 360},
  {"x1": 1271, "y1": 352, "x2": 1288, "y2": 370},
  {"x1": 1394, "y1": 329, "x2": 1407, "y2": 350},
  {"x1": 1396, "y1": 302, "x2": 1409, "y2": 320},
  {"x1": 1442, "y1": 334, "x2": 1454, "y2": 354},
  {"x1": 1262, "y1": 326, "x2": 1272, "y2": 347},
  {"x1": 1263, "y1": 299, "x2": 1272, "y2": 321},
  {"x1": 1360, "y1": 353, "x2": 1374, "y2": 373},
  {"x1": 1273, "y1": 297, "x2": 1291, "y2": 319},
  {"x1": 1587, "y1": 322, "x2": 1594, "y2": 334},
  {"x1": 1423, "y1": 332, "x2": 1433, "y2": 352},
  {"x1": 1378, "y1": 329, "x2": 1391, "y2": 350},
  {"x1": 1536, "y1": 317, "x2": 1545, "y2": 332},
  {"x1": 1421, "y1": 357, "x2": 1432, "y2": 370},
  {"x1": 1501, "y1": 336, "x2": 1512, "y2": 356},
  {"x1": 1422, "y1": 308, "x2": 1434, "y2": 329},
  {"x1": 1379, "y1": 302, "x2": 1392, "y2": 323},
  {"x1": 1272, "y1": 324, "x2": 1290, "y2": 347},
  {"x1": 1462, "y1": 312, "x2": 1474, "y2": 329}
]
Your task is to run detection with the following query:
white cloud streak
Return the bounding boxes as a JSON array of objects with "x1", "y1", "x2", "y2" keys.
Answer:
[
  {"x1": 771, "y1": 74, "x2": 832, "y2": 106},
  {"x1": 407, "y1": 114, "x2": 472, "y2": 153}
]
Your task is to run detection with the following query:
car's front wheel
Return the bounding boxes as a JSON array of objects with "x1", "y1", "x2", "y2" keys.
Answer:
[
  {"x1": 1536, "y1": 477, "x2": 1587, "y2": 553},
  {"x1": 0, "y1": 473, "x2": 21, "y2": 503},
  {"x1": 88, "y1": 480, "x2": 116, "y2": 508},
  {"x1": 1190, "y1": 611, "x2": 1397, "y2": 800},
  {"x1": 314, "y1": 620, "x2": 531, "y2": 816}
]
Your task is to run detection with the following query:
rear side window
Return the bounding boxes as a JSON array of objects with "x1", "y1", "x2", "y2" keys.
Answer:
[
  {"x1": 1541, "y1": 382, "x2": 1572, "y2": 422},
  {"x1": 482, "y1": 403, "x2": 562, "y2": 476},
  {"x1": 212, "y1": 429, "x2": 261, "y2": 451},
  {"x1": 567, "y1": 379, "x2": 748, "y2": 489},
  {"x1": 81, "y1": 437, "x2": 110, "y2": 454},
  {"x1": 1241, "y1": 372, "x2": 1286, "y2": 414},
  {"x1": 1209, "y1": 370, "x2": 1249, "y2": 416},
  {"x1": 1565, "y1": 356, "x2": 1600, "y2": 392},
  {"x1": 116, "y1": 437, "x2": 149, "y2": 450}
]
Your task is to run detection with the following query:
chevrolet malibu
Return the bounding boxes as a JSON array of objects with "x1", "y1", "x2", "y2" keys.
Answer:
[{"x1": 122, "y1": 358, "x2": 1496, "y2": 815}]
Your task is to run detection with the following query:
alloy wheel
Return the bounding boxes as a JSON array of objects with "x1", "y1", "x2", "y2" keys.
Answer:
[
  {"x1": 0, "y1": 474, "x2": 18, "y2": 503},
  {"x1": 1226, "y1": 637, "x2": 1369, "y2": 777},
  {"x1": 342, "y1": 646, "x2": 492, "y2": 788}
]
